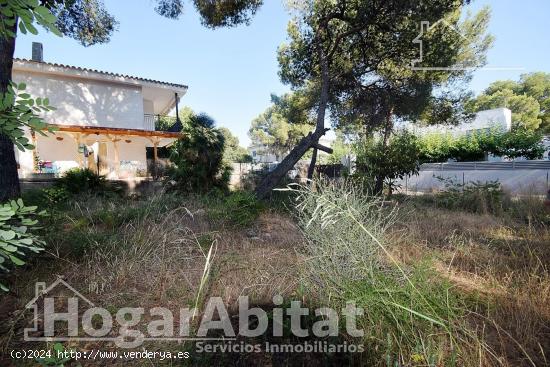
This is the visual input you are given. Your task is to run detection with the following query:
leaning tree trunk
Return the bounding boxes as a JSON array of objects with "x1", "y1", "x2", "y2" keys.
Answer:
[
  {"x1": 0, "y1": 15, "x2": 20, "y2": 202},
  {"x1": 255, "y1": 32, "x2": 331, "y2": 199}
]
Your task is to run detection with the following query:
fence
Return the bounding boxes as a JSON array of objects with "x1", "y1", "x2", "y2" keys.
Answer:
[
  {"x1": 398, "y1": 160, "x2": 550, "y2": 195},
  {"x1": 420, "y1": 160, "x2": 550, "y2": 171}
]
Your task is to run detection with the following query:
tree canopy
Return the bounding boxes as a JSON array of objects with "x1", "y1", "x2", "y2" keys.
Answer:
[
  {"x1": 169, "y1": 113, "x2": 230, "y2": 192},
  {"x1": 219, "y1": 127, "x2": 252, "y2": 163},
  {"x1": 467, "y1": 72, "x2": 550, "y2": 132},
  {"x1": 256, "y1": 0, "x2": 492, "y2": 198},
  {"x1": 248, "y1": 92, "x2": 314, "y2": 160}
]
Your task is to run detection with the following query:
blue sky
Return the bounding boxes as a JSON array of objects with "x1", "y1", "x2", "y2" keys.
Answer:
[{"x1": 14, "y1": 0, "x2": 550, "y2": 147}]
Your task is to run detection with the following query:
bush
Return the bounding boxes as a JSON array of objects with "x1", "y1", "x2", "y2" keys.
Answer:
[
  {"x1": 354, "y1": 130, "x2": 420, "y2": 194},
  {"x1": 168, "y1": 113, "x2": 231, "y2": 192},
  {"x1": 206, "y1": 191, "x2": 265, "y2": 227},
  {"x1": 418, "y1": 128, "x2": 545, "y2": 162},
  {"x1": 434, "y1": 177, "x2": 507, "y2": 215},
  {"x1": 57, "y1": 168, "x2": 108, "y2": 195},
  {"x1": 0, "y1": 199, "x2": 46, "y2": 291}
]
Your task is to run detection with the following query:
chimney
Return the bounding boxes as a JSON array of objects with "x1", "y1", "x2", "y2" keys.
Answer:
[{"x1": 31, "y1": 42, "x2": 43, "y2": 62}]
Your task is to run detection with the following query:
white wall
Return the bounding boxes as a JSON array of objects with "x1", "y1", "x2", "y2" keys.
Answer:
[
  {"x1": 12, "y1": 71, "x2": 145, "y2": 130},
  {"x1": 397, "y1": 169, "x2": 549, "y2": 195},
  {"x1": 406, "y1": 108, "x2": 512, "y2": 136},
  {"x1": 143, "y1": 99, "x2": 154, "y2": 114},
  {"x1": 17, "y1": 132, "x2": 150, "y2": 178}
]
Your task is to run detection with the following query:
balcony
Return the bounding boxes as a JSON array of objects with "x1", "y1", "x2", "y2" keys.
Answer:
[{"x1": 143, "y1": 114, "x2": 182, "y2": 132}]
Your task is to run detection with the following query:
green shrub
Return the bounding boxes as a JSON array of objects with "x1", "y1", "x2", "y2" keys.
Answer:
[
  {"x1": 354, "y1": 130, "x2": 420, "y2": 195},
  {"x1": 168, "y1": 113, "x2": 231, "y2": 192},
  {"x1": 418, "y1": 128, "x2": 545, "y2": 163},
  {"x1": 434, "y1": 177, "x2": 507, "y2": 215},
  {"x1": 57, "y1": 168, "x2": 123, "y2": 196},
  {"x1": 43, "y1": 187, "x2": 70, "y2": 206},
  {"x1": 207, "y1": 191, "x2": 265, "y2": 227},
  {"x1": 58, "y1": 168, "x2": 108, "y2": 194},
  {"x1": 0, "y1": 199, "x2": 46, "y2": 291}
]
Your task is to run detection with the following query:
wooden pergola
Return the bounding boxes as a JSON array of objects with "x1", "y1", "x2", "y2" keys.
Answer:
[{"x1": 37, "y1": 124, "x2": 181, "y2": 177}]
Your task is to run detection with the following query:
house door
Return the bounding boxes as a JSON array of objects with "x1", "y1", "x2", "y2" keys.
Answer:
[{"x1": 97, "y1": 142, "x2": 109, "y2": 176}]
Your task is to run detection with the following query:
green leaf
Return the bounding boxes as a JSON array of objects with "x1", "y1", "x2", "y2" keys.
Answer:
[
  {"x1": 53, "y1": 343, "x2": 65, "y2": 352},
  {"x1": 9, "y1": 255, "x2": 25, "y2": 266},
  {"x1": 0, "y1": 230, "x2": 16, "y2": 241},
  {"x1": 2, "y1": 245, "x2": 18, "y2": 252},
  {"x1": 18, "y1": 21, "x2": 27, "y2": 35},
  {"x1": 18, "y1": 238, "x2": 33, "y2": 245},
  {"x1": 34, "y1": 6, "x2": 57, "y2": 23}
]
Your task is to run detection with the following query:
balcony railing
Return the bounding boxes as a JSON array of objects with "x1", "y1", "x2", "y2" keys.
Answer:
[{"x1": 143, "y1": 114, "x2": 180, "y2": 132}]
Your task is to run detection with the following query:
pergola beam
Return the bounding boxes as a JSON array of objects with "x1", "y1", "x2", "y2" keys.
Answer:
[{"x1": 45, "y1": 124, "x2": 182, "y2": 138}]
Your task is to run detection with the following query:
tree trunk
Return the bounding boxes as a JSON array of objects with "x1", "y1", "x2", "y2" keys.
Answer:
[
  {"x1": 373, "y1": 108, "x2": 394, "y2": 196},
  {"x1": 255, "y1": 29, "x2": 331, "y2": 199},
  {"x1": 306, "y1": 147, "x2": 318, "y2": 179},
  {"x1": 0, "y1": 15, "x2": 20, "y2": 202}
]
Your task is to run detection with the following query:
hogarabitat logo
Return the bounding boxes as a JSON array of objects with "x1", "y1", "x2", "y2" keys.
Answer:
[{"x1": 25, "y1": 278, "x2": 365, "y2": 348}]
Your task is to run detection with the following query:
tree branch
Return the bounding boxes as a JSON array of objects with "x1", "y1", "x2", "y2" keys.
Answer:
[{"x1": 313, "y1": 143, "x2": 333, "y2": 154}]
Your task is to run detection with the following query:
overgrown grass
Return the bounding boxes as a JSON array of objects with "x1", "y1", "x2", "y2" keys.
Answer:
[
  {"x1": 284, "y1": 180, "x2": 495, "y2": 366},
  {"x1": 203, "y1": 190, "x2": 265, "y2": 227},
  {"x1": 2, "y1": 183, "x2": 547, "y2": 366},
  {"x1": 406, "y1": 177, "x2": 550, "y2": 227}
]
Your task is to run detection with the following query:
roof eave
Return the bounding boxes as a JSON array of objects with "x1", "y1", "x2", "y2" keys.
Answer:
[{"x1": 12, "y1": 58, "x2": 188, "y2": 91}]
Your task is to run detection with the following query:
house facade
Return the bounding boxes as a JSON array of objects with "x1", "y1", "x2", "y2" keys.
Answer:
[{"x1": 13, "y1": 43, "x2": 187, "y2": 179}]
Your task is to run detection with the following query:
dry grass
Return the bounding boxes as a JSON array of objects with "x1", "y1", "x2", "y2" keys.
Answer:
[
  {"x1": 0, "y1": 193, "x2": 304, "y2": 366},
  {"x1": 393, "y1": 199, "x2": 550, "y2": 367},
  {"x1": 0, "y1": 190, "x2": 548, "y2": 366}
]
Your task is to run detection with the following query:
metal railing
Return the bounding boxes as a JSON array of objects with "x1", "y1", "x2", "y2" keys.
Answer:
[
  {"x1": 420, "y1": 160, "x2": 550, "y2": 171},
  {"x1": 143, "y1": 114, "x2": 180, "y2": 131},
  {"x1": 144, "y1": 114, "x2": 156, "y2": 131}
]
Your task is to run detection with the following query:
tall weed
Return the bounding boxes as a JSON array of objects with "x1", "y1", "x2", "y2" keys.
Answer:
[{"x1": 283, "y1": 179, "x2": 491, "y2": 365}]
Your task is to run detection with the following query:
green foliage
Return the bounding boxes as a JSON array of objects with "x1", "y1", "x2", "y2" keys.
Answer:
[
  {"x1": 0, "y1": 198, "x2": 46, "y2": 291},
  {"x1": 207, "y1": 191, "x2": 265, "y2": 227},
  {"x1": 417, "y1": 128, "x2": 544, "y2": 162},
  {"x1": 42, "y1": 186, "x2": 69, "y2": 206},
  {"x1": 155, "y1": 106, "x2": 194, "y2": 131},
  {"x1": 468, "y1": 89, "x2": 541, "y2": 130},
  {"x1": 0, "y1": 0, "x2": 118, "y2": 46},
  {"x1": 248, "y1": 92, "x2": 314, "y2": 159},
  {"x1": 467, "y1": 72, "x2": 550, "y2": 132},
  {"x1": 36, "y1": 342, "x2": 72, "y2": 366},
  {"x1": 151, "y1": 0, "x2": 262, "y2": 27},
  {"x1": 434, "y1": 177, "x2": 506, "y2": 215},
  {"x1": 57, "y1": 168, "x2": 111, "y2": 195},
  {"x1": 323, "y1": 132, "x2": 351, "y2": 164},
  {"x1": 169, "y1": 113, "x2": 230, "y2": 192},
  {"x1": 0, "y1": 82, "x2": 56, "y2": 150},
  {"x1": 193, "y1": 0, "x2": 262, "y2": 28},
  {"x1": 355, "y1": 131, "x2": 421, "y2": 190},
  {"x1": 219, "y1": 127, "x2": 252, "y2": 163},
  {"x1": 52, "y1": 0, "x2": 118, "y2": 46},
  {"x1": 280, "y1": 2, "x2": 492, "y2": 130},
  {"x1": 0, "y1": 0, "x2": 61, "y2": 37}
]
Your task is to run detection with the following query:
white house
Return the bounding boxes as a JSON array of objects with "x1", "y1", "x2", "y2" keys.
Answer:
[{"x1": 13, "y1": 43, "x2": 187, "y2": 179}]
